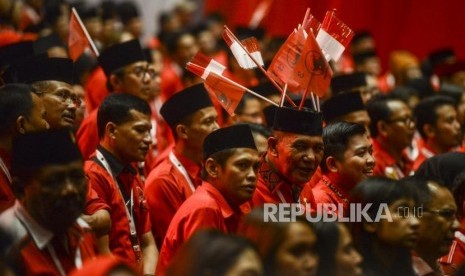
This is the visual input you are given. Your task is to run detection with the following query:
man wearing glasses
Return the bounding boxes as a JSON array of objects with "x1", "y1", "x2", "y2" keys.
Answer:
[
  {"x1": 16, "y1": 56, "x2": 80, "y2": 130},
  {"x1": 410, "y1": 178, "x2": 460, "y2": 275},
  {"x1": 366, "y1": 94, "x2": 416, "y2": 179},
  {"x1": 77, "y1": 39, "x2": 160, "y2": 160}
]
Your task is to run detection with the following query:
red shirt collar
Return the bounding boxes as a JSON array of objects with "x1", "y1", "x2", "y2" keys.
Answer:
[
  {"x1": 173, "y1": 150, "x2": 201, "y2": 183},
  {"x1": 373, "y1": 138, "x2": 412, "y2": 167}
]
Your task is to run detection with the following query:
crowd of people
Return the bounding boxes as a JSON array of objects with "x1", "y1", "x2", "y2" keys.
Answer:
[{"x1": 1, "y1": 0, "x2": 465, "y2": 275}]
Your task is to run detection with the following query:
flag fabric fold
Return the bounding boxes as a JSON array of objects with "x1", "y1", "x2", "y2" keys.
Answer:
[
  {"x1": 68, "y1": 9, "x2": 92, "y2": 61},
  {"x1": 267, "y1": 27, "x2": 307, "y2": 93},
  {"x1": 316, "y1": 10, "x2": 354, "y2": 62},
  {"x1": 292, "y1": 31, "x2": 332, "y2": 97},
  {"x1": 190, "y1": 52, "x2": 226, "y2": 79},
  {"x1": 222, "y1": 29, "x2": 264, "y2": 69}
]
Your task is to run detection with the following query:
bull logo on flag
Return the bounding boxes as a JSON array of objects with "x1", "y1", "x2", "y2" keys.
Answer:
[{"x1": 304, "y1": 50, "x2": 330, "y2": 78}]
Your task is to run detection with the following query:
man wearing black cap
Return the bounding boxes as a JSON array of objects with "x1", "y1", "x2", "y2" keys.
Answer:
[
  {"x1": 252, "y1": 107, "x2": 324, "y2": 207},
  {"x1": 330, "y1": 72, "x2": 379, "y2": 103},
  {"x1": 322, "y1": 91, "x2": 371, "y2": 132},
  {"x1": 15, "y1": 56, "x2": 79, "y2": 130},
  {"x1": 77, "y1": 39, "x2": 160, "y2": 160},
  {"x1": 85, "y1": 93, "x2": 157, "y2": 274},
  {"x1": 0, "y1": 84, "x2": 49, "y2": 213},
  {"x1": 144, "y1": 83, "x2": 219, "y2": 249},
  {"x1": 156, "y1": 124, "x2": 259, "y2": 275},
  {"x1": 0, "y1": 129, "x2": 97, "y2": 275}
]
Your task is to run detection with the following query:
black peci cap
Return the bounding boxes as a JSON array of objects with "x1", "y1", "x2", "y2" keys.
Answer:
[
  {"x1": 12, "y1": 129, "x2": 82, "y2": 173},
  {"x1": 322, "y1": 91, "x2": 365, "y2": 123},
  {"x1": 16, "y1": 56, "x2": 74, "y2": 85},
  {"x1": 203, "y1": 124, "x2": 257, "y2": 158},
  {"x1": 98, "y1": 39, "x2": 145, "y2": 77},
  {"x1": 330, "y1": 73, "x2": 367, "y2": 94},
  {"x1": 273, "y1": 107, "x2": 323, "y2": 136},
  {"x1": 160, "y1": 84, "x2": 214, "y2": 129}
]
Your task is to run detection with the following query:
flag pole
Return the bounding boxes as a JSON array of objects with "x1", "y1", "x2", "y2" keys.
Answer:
[
  {"x1": 71, "y1": 7, "x2": 99, "y2": 56},
  {"x1": 280, "y1": 83, "x2": 288, "y2": 107},
  {"x1": 224, "y1": 26, "x2": 296, "y2": 107}
]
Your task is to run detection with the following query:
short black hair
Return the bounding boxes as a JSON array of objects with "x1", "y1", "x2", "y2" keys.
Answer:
[
  {"x1": 97, "y1": 93, "x2": 151, "y2": 138},
  {"x1": 452, "y1": 171, "x2": 465, "y2": 218},
  {"x1": 320, "y1": 122, "x2": 367, "y2": 173},
  {"x1": 201, "y1": 148, "x2": 236, "y2": 180},
  {"x1": 414, "y1": 95, "x2": 456, "y2": 139},
  {"x1": 0, "y1": 84, "x2": 35, "y2": 135},
  {"x1": 366, "y1": 94, "x2": 400, "y2": 138}
]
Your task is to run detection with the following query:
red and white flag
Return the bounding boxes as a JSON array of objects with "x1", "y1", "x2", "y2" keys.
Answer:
[
  {"x1": 267, "y1": 27, "x2": 307, "y2": 92},
  {"x1": 292, "y1": 31, "x2": 332, "y2": 97},
  {"x1": 223, "y1": 28, "x2": 264, "y2": 69},
  {"x1": 190, "y1": 52, "x2": 226, "y2": 79},
  {"x1": 316, "y1": 10, "x2": 354, "y2": 62},
  {"x1": 303, "y1": 13, "x2": 322, "y2": 37},
  {"x1": 68, "y1": 7, "x2": 98, "y2": 61}
]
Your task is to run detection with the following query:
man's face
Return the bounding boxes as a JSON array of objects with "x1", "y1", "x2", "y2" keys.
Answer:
[
  {"x1": 333, "y1": 134, "x2": 375, "y2": 189},
  {"x1": 23, "y1": 160, "x2": 87, "y2": 234},
  {"x1": 369, "y1": 198, "x2": 420, "y2": 249},
  {"x1": 383, "y1": 100, "x2": 415, "y2": 150},
  {"x1": 275, "y1": 222, "x2": 319, "y2": 276},
  {"x1": 430, "y1": 104, "x2": 462, "y2": 150},
  {"x1": 112, "y1": 110, "x2": 152, "y2": 163},
  {"x1": 175, "y1": 33, "x2": 199, "y2": 66},
  {"x1": 22, "y1": 93, "x2": 49, "y2": 133},
  {"x1": 184, "y1": 106, "x2": 219, "y2": 152},
  {"x1": 235, "y1": 98, "x2": 264, "y2": 125},
  {"x1": 214, "y1": 148, "x2": 260, "y2": 206},
  {"x1": 115, "y1": 61, "x2": 157, "y2": 102},
  {"x1": 417, "y1": 183, "x2": 460, "y2": 257},
  {"x1": 270, "y1": 132, "x2": 324, "y2": 186},
  {"x1": 38, "y1": 81, "x2": 77, "y2": 129}
]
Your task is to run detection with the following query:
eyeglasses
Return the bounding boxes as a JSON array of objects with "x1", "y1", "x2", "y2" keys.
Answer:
[
  {"x1": 424, "y1": 208, "x2": 457, "y2": 220},
  {"x1": 126, "y1": 66, "x2": 158, "y2": 79},
  {"x1": 387, "y1": 116, "x2": 415, "y2": 126},
  {"x1": 51, "y1": 91, "x2": 82, "y2": 107}
]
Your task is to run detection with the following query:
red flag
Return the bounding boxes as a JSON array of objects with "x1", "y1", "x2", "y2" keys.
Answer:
[
  {"x1": 204, "y1": 72, "x2": 245, "y2": 116},
  {"x1": 316, "y1": 10, "x2": 354, "y2": 62},
  {"x1": 190, "y1": 52, "x2": 226, "y2": 78},
  {"x1": 303, "y1": 13, "x2": 322, "y2": 37},
  {"x1": 223, "y1": 29, "x2": 264, "y2": 69},
  {"x1": 292, "y1": 31, "x2": 333, "y2": 97},
  {"x1": 267, "y1": 27, "x2": 307, "y2": 92},
  {"x1": 68, "y1": 8, "x2": 96, "y2": 61},
  {"x1": 186, "y1": 62, "x2": 245, "y2": 115}
]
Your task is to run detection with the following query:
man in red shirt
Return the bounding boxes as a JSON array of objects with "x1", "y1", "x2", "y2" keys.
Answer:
[
  {"x1": 413, "y1": 95, "x2": 462, "y2": 170},
  {"x1": 144, "y1": 83, "x2": 218, "y2": 248},
  {"x1": 313, "y1": 122, "x2": 374, "y2": 216},
  {"x1": 252, "y1": 107, "x2": 324, "y2": 207},
  {"x1": 366, "y1": 94, "x2": 415, "y2": 179},
  {"x1": 77, "y1": 39, "x2": 160, "y2": 160},
  {"x1": 85, "y1": 93, "x2": 157, "y2": 274},
  {"x1": 0, "y1": 129, "x2": 97, "y2": 275},
  {"x1": 157, "y1": 124, "x2": 259, "y2": 275},
  {"x1": 0, "y1": 84, "x2": 49, "y2": 213}
]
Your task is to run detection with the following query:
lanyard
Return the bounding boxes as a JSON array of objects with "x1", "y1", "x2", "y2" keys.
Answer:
[
  {"x1": 169, "y1": 151, "x2": 196, "y2": 192},
  {"x1": 0, "y1": 157, "x2": 11, "y2": 184},
  {"x1": 95, "y1": 150, "x2": 138, "y2": 242},
  {"x1": 46, "y1": 242, "x2": 82, "y2": 276}
]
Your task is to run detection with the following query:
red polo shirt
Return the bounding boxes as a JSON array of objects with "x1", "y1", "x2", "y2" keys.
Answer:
[
  {"x1": 144, "y1": 150, "x2": 202, "y2": 248},
  {"x1": 156, "y1": 182, "x2": 250, "y2": 275},
  {"x1": 372, "y1": 139, "x2": 413, "y2": 179},
  {"x1": 84, "y1": 147, "x2": 151, "y2": 267},
  {"x1": 76, "y1": 109, "x2": 99, "y2": 160},
  {"x1": 0, "y1": 202, "x2": 97, "y2": 276},
  {"x1": 413, "y1": 141, "x2": 436, "y2": 171},
  {"x1": 84, "y1": 67, "x2": 108, "y2": 113},
  {"x1": 312, "y1": 175, "x2": 351, "y2": 216},
  {"x1": 439, "y1": 220, "x2": 465, "y2": 276},
  {"x1": 252, "y1": 156, "x2": 316, "y2": 207}
]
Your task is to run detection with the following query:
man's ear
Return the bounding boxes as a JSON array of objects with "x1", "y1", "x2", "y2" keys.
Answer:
[
  {"x1": 105, "y1": 122, "x2": 117, "y2": 140},
  {"x1": 268, "y1": 136, "x2": 278, "y2": 157},
  {"x1": 205, "y1": 158, "x2": 219, "y2": 178},
  {"x1": 378, "y1": 121, "x2": 389, "y2": 137},
  {"x1": 109, "y1": 75, "x2": 122, "y2": 91},
  {"x1": 423, "y1": 124, "x2": 436, "y2": 139},
  {"x1": 326, "y1": 156, "x2": 339, "y2": 173},
  {"x1": 16, "y1": 116, "x2": 27, "y2": 134},
  {"x1": 175, "y1": 124, "x2": 189, "y2": 140}
]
